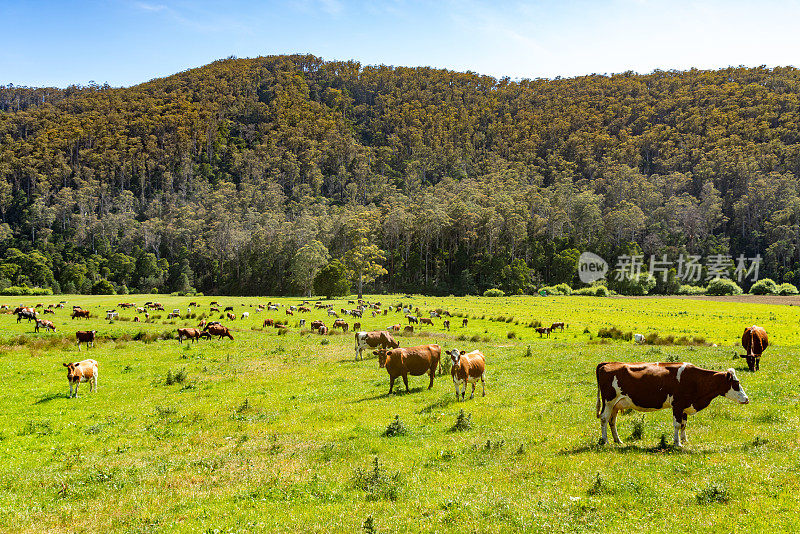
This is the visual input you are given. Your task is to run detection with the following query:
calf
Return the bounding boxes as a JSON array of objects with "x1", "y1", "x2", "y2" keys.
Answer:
[
  {"x1": 206, "y1": 324, "x2": 234, "y2": 340},
  {"x1": 374, "y1": 344, "x2": 441, "y2": 394},
  {"x1": 354, "y1": 330, "x2": 400, "y2": 361},
  {"x1": 241, "y1": 312, "x2": 249, "y2": 319},
  {"x1": 76, "y1": 330, "x2": 97, "y2": 351},
  {"x1": 35, "y1": 319, "x2": 56, "y2": 332},
  {"x1": 63, "y1": 359, "x2": 98, "y2": 398},
  {"x1": 741, "y1": 325, "x2": 768, "y2": 372},
  {"x1": 596, "y1": 362, "x2": 749, "y2": 447},
  {"x1": 448, "y1": 349, "x2": 486, "y2": 400},
  {"x1": 633, "y1": 333, "x2": 645, "y2": 345}
]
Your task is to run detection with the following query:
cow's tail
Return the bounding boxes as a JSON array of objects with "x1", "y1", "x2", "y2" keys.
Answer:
[
  {"x1": 596, "y1": 384, "x2": 602, "y2": 418},
  {"x1": 595, "y1": 363, "x2": 605, "y2": 418}
]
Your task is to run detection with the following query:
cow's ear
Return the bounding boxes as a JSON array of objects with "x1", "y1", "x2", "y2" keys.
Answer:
[
  {"x1": 62, "y1": 362, "x2": 69, "y2": 367},
  {"x1": 460, "y1": 351, "x2": 466, "y2": 355}
]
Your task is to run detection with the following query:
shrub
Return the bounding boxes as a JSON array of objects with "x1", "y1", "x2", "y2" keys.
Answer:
[
  {"x1": 597, "y1": 327, "x2": 632, "y2": 341},
  {"x1": 540, "y1": 283, "x2": 572, "y2": 296},
  {"x1": 573, "y1": 285, "x2": 610, "y2": 296},
  {"x1": 0, "y1": 285, "x2": 53, "y2": 296},
  {"x1": 352, "y1": 457, "x2": 401, "y2": 501},
  {"x1": 750, "y1": 278, "x2": 779, "y2": 295},
  {"x1": 483, "y1": 288, "x2": 505, "y2": 297},
  {"x1": 629, "y1": 416, "x2": 645, "y2": 441},
  {"x1": 778, "y1": 283, "x2": 799, "y2": 295},
  {"x1": 706, "y1": 278, "x2": 743, "y2": 296},
  {"x1": 450, "y1": 409, "x2": 472, "y2": 432},
  {"x1": 382, "y1": 415, "x2": 407, "y2": 437},
  {"x1": 507, "y1": 331, "x2": 516, "y2": 339},
  {"x1": 677, "y1": 284, "x2": 706, "y2": 295},
  {"x1": 610, "y1": 273, "x2": 656, "y2": 296}
]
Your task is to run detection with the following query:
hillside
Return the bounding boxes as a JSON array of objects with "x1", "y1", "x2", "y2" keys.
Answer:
[{"x1": 1, "y1": 55, "x2": 800, "y2": 295}]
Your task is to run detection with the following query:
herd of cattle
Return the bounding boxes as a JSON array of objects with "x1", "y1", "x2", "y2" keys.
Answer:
[{"x1": 4, "y1": 299, "x2": 772, "y2": 447}]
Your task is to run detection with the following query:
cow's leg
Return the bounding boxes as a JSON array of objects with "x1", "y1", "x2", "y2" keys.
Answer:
[
  {"x1": 388, "y1": 376, "x2": 396, "y2": 394},
  {"x1": 609, "y1": 402, "x2": 623, "y2": 444},
  {"x1": 427, "y1": 369, "x2": 435, "y2": 389},
  {"x1": 746, "y1": 356, "x2": 755, "y2": 372},
  {"x1": 68, "y1": 381, "x2": 73, "y2": 398},
  {"x1": 481, "y1": 373, "x2": 486, "y2": 396},
  {"x1": 680, "y1": 415, "x2": 687, "y2": 444},
  {"x1": 77, "y1": 340, "x2": 81, "y2": 352},
  {"x1": 73, "y1": 381, "x2": 80, "y2": 398},
  {"x1": 403, "y1": 373, "x2": 410, "y2": 393},
  {"x1": 453, "y1": 377, "x2": 460, "y2": 400},
  {"x1": 672, "y1": 409, "x2": 684, "y2": 447},
  {"x1": 470, "y1": 381, "x2": 476, "y2": 399},
  {"x1": 755, "y1": 357, "x2": 760, "y2": 371}
]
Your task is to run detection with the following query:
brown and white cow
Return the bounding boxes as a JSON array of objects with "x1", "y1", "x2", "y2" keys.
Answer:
[
  {"x1": 407, "y1": 315, "x2": 418, "y2": 324},
  {"x1": 310, "y1": 320, "x2": 324, "y2": 331},
  {"x1": 206, "y1": 324, "x2": 234, "y2": 340},
  {"x1": 14, "y1": 306, "x2": 37, "y2": 323},
  {"x1": 596, "y1": 362, "x2": 749, "y2": 447},
  {"x1": 35, "y1": 319, "x2": 56, "y2": 333},
  {"x1": 741, "y1": 325, "x2": 768, "y2": 372},
  {"x1": 71, "y1": 309, "x2": 90, "y2": 320},
  {"x1": 420, "y1": 318, "x2": 433, "y2": 326},
  {"x1": 63, "y1": 359, "x2": 98, "y2": 397},
  {"x1": 76, "y1": 330, "x2": 97, "y2": 351},
  {"x1": 333, "y1": 319, "x2": 349, "y2": 332},
  {"x1": 374, "y1": 344, "x2": 441, "y2": 394},
  {"x1": 177, "y1": 328, "x2": 206, "y2": 343},
  {"x1": 448, "y1": 348, "x2": 486, "y2": 400},
  {"x1": 536, "y1": 327, "x2": 551, "y2": 338},
  {"x1": 263, "y1": 318, "x2": 274, "y2": 327},
  {"x1": 354, "y1": 330, "x2": 400, "y2": 361},
  {"x1": 443, "y1": 319, "x2": 450, "y2": 331},
  {"x1": 551, "y1": 322, "x2": 565, "y2": 332},
  {"x1": 318, "y1": 325, "x2": 329, "y2": 335}
]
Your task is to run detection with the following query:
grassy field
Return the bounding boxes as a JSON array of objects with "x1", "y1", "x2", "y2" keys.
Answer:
[{"x1": 1, "y1": 294, "x2": 799, "y2": 533}]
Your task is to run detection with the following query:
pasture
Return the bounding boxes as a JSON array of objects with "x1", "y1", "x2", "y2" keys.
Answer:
[{"x1": 1, "y1": 294, "x2": 799, "y2": 533}]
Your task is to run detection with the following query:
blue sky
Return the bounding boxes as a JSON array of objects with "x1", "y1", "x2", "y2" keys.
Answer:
[{"x1": 2, "y1": 0, "x2": 800, "y2": 88}]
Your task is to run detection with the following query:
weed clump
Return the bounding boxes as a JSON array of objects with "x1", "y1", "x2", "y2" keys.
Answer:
[
  {"x1": 524, "y1": 345, "x2": 532, "y2": 358},
  {"x1": 507, "y1": 331, "x2": 516, "y2": 339},
  {"x1": 165, "y1": 368, "x2": 187, "y2": 385},
  {"x1": 597, "y1": 327, "x2": 633, "y2": 341},
  {"x1": 382, "y1": 415, "x2": 408, "y2": 437},
  {"x1": 696, "y1": 484, "x2": 730, "y2": 504},
  {"x1": 587, "y1": 473, "x2": 613, "y2": 495},
  {"x1": 451, "y1": 409, "x2": 472, "y2": 432},
  {"x1": 352, "y1": 457, "x2": 401, "y2": 501},
  {"x1": 629, "y1": 416, "x2": 645, "y2": 441}
]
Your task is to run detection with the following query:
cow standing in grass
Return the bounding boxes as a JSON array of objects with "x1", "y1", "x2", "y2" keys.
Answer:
[
  {"x1": 14, "y1": 307, "x2": 37, "y2": 323},
  {"x1": 448, "y1": 348, "x2": 486, "y2": 400},
  {"x1": 207, "y1": 324, "x2": 234, "y2": 340},
  {"x1": 35, "y1": 319, "x2": 56, "y2": 333},
  {"x1": 374, "y1": 344, "x2": 441, "y2": 394},
  {"x1": 741, "y1": 325, "x2": 768, "y2": 372},
  {"x1": 76, "y1": 330, "x2": 97, "y2": 351},
  {"x1": 354, "y1": 330, "x2": 399, "y2": 361},
  {"x1": 63, "y1": 359, "x2": 98, "y2": 398}
]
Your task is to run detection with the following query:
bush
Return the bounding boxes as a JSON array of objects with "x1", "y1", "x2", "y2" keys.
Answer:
[
  {"x1": 750, "y1": 278, "x2": 779, "y2": 295},
  {"x1": 706, "y1": 278, "x2": 743, "y2": 296},
  {"x1": 677, "y1": 284, "x2": 706, "y2": 295},
  {"x1": 92, "y1": 279, "x2": 116, "y2": 295},
  {"x1": 573, "y1": 285, "x2": 610, "y2": 297},
  {"x1": 778, "y1": 283, "x2": 799, "y2": 295},
  {"x1": 0, "y1": 285, "x2": 53, "y2": 296},
  {"x1": 483, "y1": 288, "x2": 505, "y2": 297},
  {"x1": 597, "y1": 327, "x2": 632, "y2": 341},
  {"x1": 382, "y1": 415, "x2": 407, "y2": 437},
  {"x1": 610, "y1": 273, "x2": 656, "y2": 296},
  {"x1": 352, "y1": 457, "x2": 401, "y2": 501},
  {"x1": 539, "y1": 283, "x2": 572, "y2": 296},
  {"x1": 450, "y1": 409, "x2": 472, "y2": 432}
]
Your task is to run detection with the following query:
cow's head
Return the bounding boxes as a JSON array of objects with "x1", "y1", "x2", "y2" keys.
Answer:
[
  {"x1": 723, "y1": 368, "x2": 749, "y2": 404},
  {"x1": 448, "y1": 349, "x2": 465, "y2": 367},
  {"x1": 63, "y1": 362, "x2": 79, "y2": 381},
  {"x1": 374, "y1": 349, "x2": 389, "y2": 368}
]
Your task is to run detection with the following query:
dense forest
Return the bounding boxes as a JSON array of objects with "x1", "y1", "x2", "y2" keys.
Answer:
[{"x1": 1, "y1": 54, "x2": 799, "y2": 296}]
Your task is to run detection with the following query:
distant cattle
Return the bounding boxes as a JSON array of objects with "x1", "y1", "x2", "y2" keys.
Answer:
[
  {"x1": 71, "y1": 309, "x2": 90, "y2": 320},
  {"x1": 389, "y1": 324, "x2": 401, "y2": 332},
  {"x1": 741, "y1": 325, "x2": 768, "y2": 372},
  {"x1": 299, "y1": 319, "x2": 306, "y2": 327},
  {"x1": 299, "y1": 306, "x2": 311, "y2": 313},
  {"x1": 227, "y1": 312, "x2": 236, "y2": 321},
  {"x1": 596, "y1": 362, "x2": 749, "y2": 447},
  {"x1": 333, "y1": 319, "x2": 349, "y2": 332},
  {"x1": 241, "y1": 312, "x2": 249, "y2": 319},
  {"x1": 263, "y1": 318, "x2": 274, "y2": 327},
  {"x1": 310, "y1": 320, "x2": 324, "y2": 331},
  {"x1": 374, "y1": 344, "x2": 441, "y2": 394},
  {"x1": 63, "y1": 359, "x2": 98, "y2": 398},
  {"x1": 551, "y1": 322, "x2": 565, "y2": 332},
  {"x1": 133, "y1": 316, "x2": 140, "y2": 322},
  {"x1": 633, "y1": 333, "x2": 645, "y2": 345},
  {"x1": 327, "y1": 309, "x2": 338, "y2": 317},
  {"x1": 286, "y1": 310, "x2": 294, "y2": 316},
  {"x1": 206, "y1": 324, "x2": 234, "y2": 340},
  {"x1": 35, "y1": 319, "x2": 56, "y2": 333},
  {"x1": 536, "y1": 327, "x2": 551, "y2": 338},
  {"x1": 43, "y1": 309, "x2": 55, "y2": 315},
  {"x1": 224, "y1": 306, "x2": 234, "y2": 312},
  {"x1": 106, "y1": 311, "x2": 119, "y2": 320},
  {"x1": 443, "y1": 320, "x2": 450, "y2": 331},
  {"x1": 76, "y1": 330, "x2": 97, "y2": 351},
  {"x1": 210, "y1": 307, "x2": 220, "y2": 313},
  {"x1": 268, "y1": 305, "x2": 278, "y2": 311},
  {"x1": 420, "y1": 318, "x2": 433, "y2": 326},
  {"x1": 407, "y1": 315, "x2": 418, "y2": 324},
  {"x1": 354, "y1": 330, "x2": 399, "y2": 361},
  {"x1": 449, "y1": 349, "x2": 486, "y2": 400},
  {"x1": 353, "y1": 322, "x2": 361, "y2": 331},
  {"x1": 318, "y1": 325, "x2": 328, "y2": 335},
  {"x1": 462, "y1": 318, "x2": 468, "y2": 327},
  {"x1": 14, "y1": 307, "x2": 37, "y2": 323}
]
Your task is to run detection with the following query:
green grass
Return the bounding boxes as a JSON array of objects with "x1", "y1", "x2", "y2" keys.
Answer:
[{"x1": 1, "y1": 294, "x2": 800, "y2": 532}]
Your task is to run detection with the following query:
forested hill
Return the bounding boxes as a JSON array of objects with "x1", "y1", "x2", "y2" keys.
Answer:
[{"x1": 1, "y1": 54, "x2": 800, "y2": 296}]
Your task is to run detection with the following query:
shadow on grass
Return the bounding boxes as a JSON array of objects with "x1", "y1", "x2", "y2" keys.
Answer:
[
  {"x1": 352, "y1": 386, "x2": 426, "y2": 403},
  {"x1": 561, "y1": 441, "x2": 717, "y2": 456},
  {"x1": 34, "y1": 392, "x2": 64, "y2": 404},
  {"x1": 418, "y1": 395, "x2": 455, "y2": 413}
]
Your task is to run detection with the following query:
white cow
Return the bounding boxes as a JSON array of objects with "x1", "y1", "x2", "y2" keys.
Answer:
[{"x1": 634, "y1": 333, "x2": 645, "y2": 345}]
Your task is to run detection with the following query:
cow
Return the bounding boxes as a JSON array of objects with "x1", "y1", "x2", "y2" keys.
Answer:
[
  {"x1": 536, "y1": 327, "x2": 551, "y2": 338},
  {"x1": 35, "y1": 319, "x2": 56, "y2": 333},
  {"x1": 407, "y1": 315, "x2": 418, "y2": 324},
  {"x1": 299, "y1": 306, "x2": 311, "y2": 313},
  {"x1": 189, "y1": 301, "x2": 198, "y2": 307},
  {"x1": 404, "y1": 325, "x2": 414, "y2": 334},
  {"x1": 224, "y1": 306, "x2": 234, "y2": 312},
  {"x1": 286, "y1": 309, "x2": 294, "y2": 316},
  {"x1": 268, "y1": 305, "x2": 278, "y2": 311},
  {"x1": 353, "y1": 322, "x2": 361, "y2": 331},
  {"x1": 443, "y1": 320, "x2": 450, "y2": 331},
  {"x1": 55, "y1": 303, "x2": 64, "y2": 309},
  {"x1": 43, "y1": 309, "x2": 55, "y2": 315},
  {"x1": 263, "y1": 318, "x2": 274, "y2": 327},
  {"x1": 241, "y1": 312, "x2": 249, "y2": 319},
  {"x1": 14, "y1": 307, "x2": 37, "y2": 323},
  {"x1": 226, "y1": 312, "x2": 236, "y2": 321},
  {"x1": 202, "y1": 321, "x2": 221, "y2": 331},
  {"x1": 551, "y1": 322, "x2": 565, "y2": 332},
  {"x1": 374, "y1": 344, "x2": 441, "y2": 394},
  {"x1": 311, "y1": 320, "x2": 324, "y2": 331},
  {"x1": 177, "y1": 328, "x2": 205, "y2": 343},
  {"x1": 333, "y1": 319, "x2": 349, "y2": 332},
  {"x1": 206, "y1": 324, "x2": 234, "y2": 340},
  {"x1": 106, "y1": 311, "x2": 119, "y2": 320},
  {"x1": 327, "y1": 309, "x2": 338, "y2": 317},
  {"x1": 420, "y1": 318, "x2": 433, "y2": 326},
  {"x1": 63, "y1": 359, "x2": 98, "y2": 398},
  {"x1": 448, "y1": 349, "x2": 486, "y2": 400},
  {"x1": 741, "y1": 325, "x2": 768, "y2": 372},
  {"x1": 596, "y1": 362, "x2": 749, "y2": 447},
  {"x1": 318, "y1": 325, "x2": 329, "y2": 335},
  {"x1": 210, "y1": 307, "x2": 220, "y2": 313},
  {"x1": 134, "y1": 316, "x2": 140, "y2": 322},
  {"x1": 299, "y1": 319, "x2": 306, "y2": 327},
  {"x1": 388, "y1": 324, "x2": 401, "y2": 332},
  {"x1": 71, "y1": 309, "x2": 90, "y2": 320},
  {"x1": 76, "y1": 330, "x2": 97, "y2": 351},
  {"x1": 633, "y1": 333, "x2": 645, "y2": 345},
  {"x1": 462, "y1": 318, "x2": 468, "y2": 327},
  {"x1": 354, "y1": 330, "x2": 400, "y2": 361}
]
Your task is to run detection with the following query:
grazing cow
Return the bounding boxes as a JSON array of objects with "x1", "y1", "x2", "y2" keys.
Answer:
[
  {"x1": 420, "y1": 318, "x2": 433, "y2": 326},
  {"x1": 55, "y1": 303, "x2": 64, "y2": 309},
  {"x1": 327, "y1": 309, "x2": 338, "y2": 317},
  {"x1": 224, "y1": 306, "x2": 234, "y2": 312},
  {"x1": 383, "y1": 309, "x2": 388, "y2": 316},
  {"x1": 210, "y1": 307, "x2": 220, "y2": 313},
  {"x1": 227, "y1": 312, "x2": 236, "y2": 321},
  {"x1": 198, "y1": 319, "x2": 207, "y2": 328},
  {"x1": 263, "y1": 318, "x2": 274, "y2": 327},
  {"x1": 354, "y1": 330, "x2": 400, "y2": 361},
  {"x1": 206, "y1": 324, "x2": 234, "y2": 340},
  {"x1": 63, "y1": 359, "x2": 98, "y2": 398},
  {"x1": 241, "y1": 312, "x2": 249, "y2": 319},
  {"x1": 299, "y1": 306, "x2": 310, "y2": 313},
  {"x1": 596, "y1": 362, "x2": 749, "y2": 447},
  {"x1": 202, "y1": 321, "x2": 221, "y2": 331},
  {"x1": 43, "y1": 309, "x2": 55, "y2": 315},
  {"x1": 448, "y1": 349, "x2": 486, "y2": 400},
  {"x1": 35, "y1": 319, "x2": 56, "y2": 333},
  {"x1": 443, "y1": 320, "x2": 450, "y2": 331},
  {"x1": 71, "y1": 309, "x2": 90, "y2": 320},
  {"x1": 14, "y1": 307, "x2": 37, "y2": 323},
  {"x1": 299, "y1": 319, "x2": 306, "y2": 327},
  {"x1": 286, "y1": 310, "x2": 294, "y2": 316},
  {"x1": 633, "y1": 333, "x2": 645, "y2": 345},
  {"x1": 134, "y1": 316, "x2": 140, "y2": 322},
  {"x1": 76, "y1": 330, "x2": 97, "y2": 351},
  {"x1": 407, "y1": 315, "x2": 418, "y2": 324},
  {"x1": 374, "y1": 344, "x2": 441, "y2": 394},
  {"x1": 189, "y1": 301, "x2": 198, "y2": 307},
  {"x1": 311, "y1": 320, "x2": 324, "y2": 331},
  {"x1": 210, "y1": 301, "x2": 219, "y2": 306},
  {"x1": 462, "y1": 318, "x2": 468, "y2": 327},
  {"x1": 268, "y1": 305, "x2": 278, "y2": 311},
  {"x1": 318, "y1": 325, "x2": 329, "y2": 335},
  {"x1": 536, "y1": 327, "x2": 551, "y2": 338},
  {"x1": 741, "y1": 325, "x2": 768, "y2": 372},
  {"x1": 551, "y1": 322, "x2": 565, "y2": 332},
  {"x1": 353, "y1": 322, "x2": 361, "y2": 331},
  {"x1": 333, "y1": 319, "x2": 349, "y2": 332},
  {"x1": 106, "y1": 311, "x2": 119, "y2": 320},
  {"x1": 389, "y1": 324, "x2": 401, "y2": 332},
  {"x1": 404, "y1": 325, "x2": 414, "y2": 334},
  {"x1": 177, "y1": 328, "x2": 205, "y2": 343}
]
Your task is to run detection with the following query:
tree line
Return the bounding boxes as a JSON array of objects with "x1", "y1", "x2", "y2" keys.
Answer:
[{"x1": 1, "y1": 55, "x2": 799, "y2": 295}]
